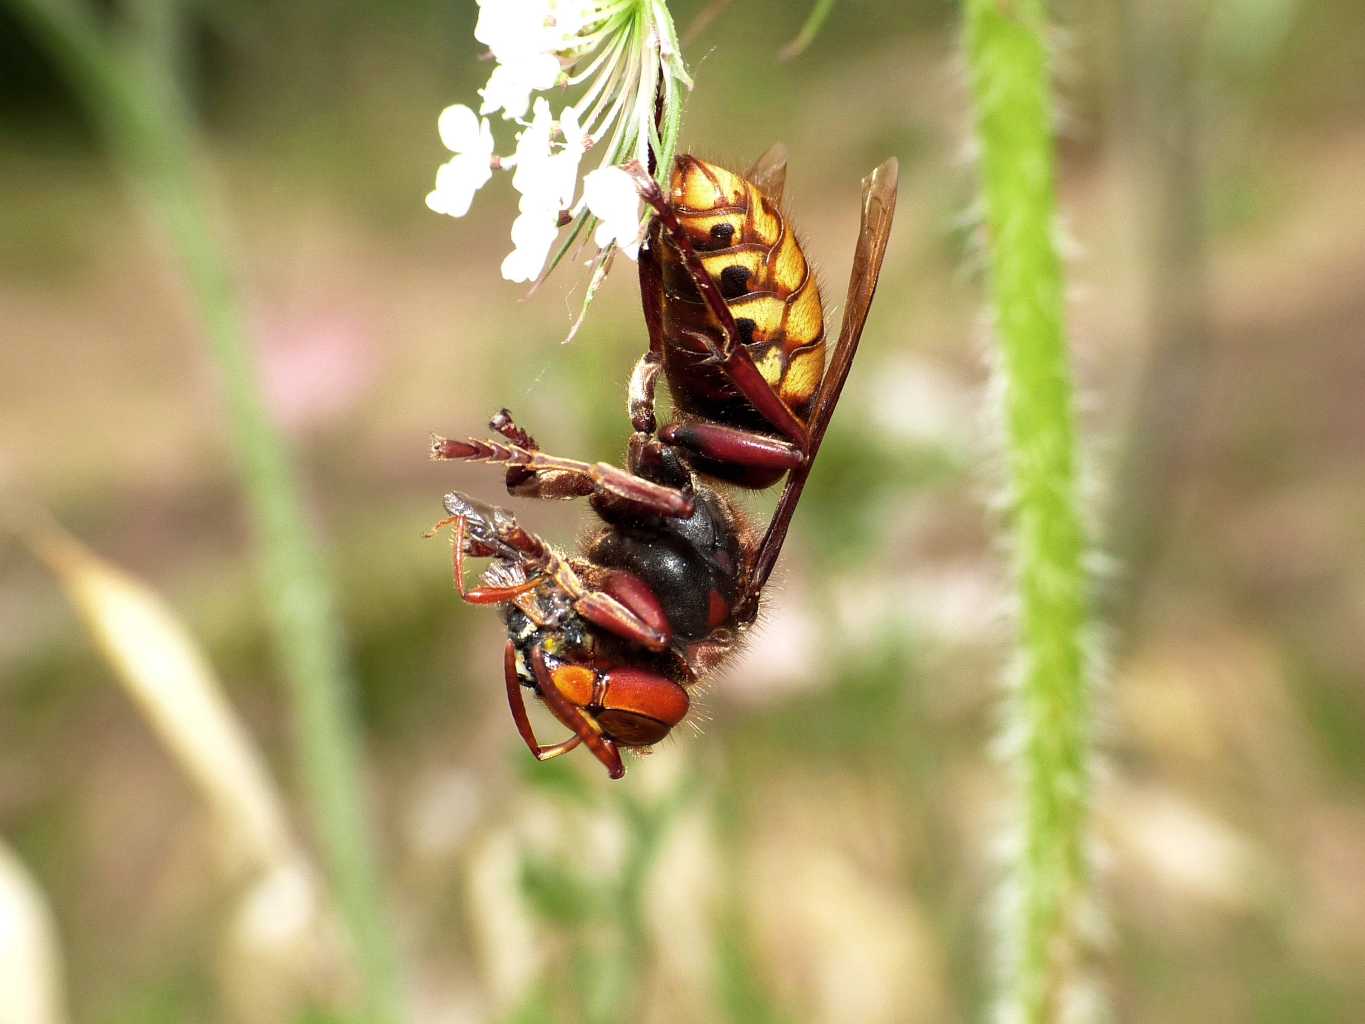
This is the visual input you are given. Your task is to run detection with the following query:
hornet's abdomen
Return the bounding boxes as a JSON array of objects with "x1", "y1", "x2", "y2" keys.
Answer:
[{"x1": 653, "y1": 156, "x2": 826, "y2": 429}]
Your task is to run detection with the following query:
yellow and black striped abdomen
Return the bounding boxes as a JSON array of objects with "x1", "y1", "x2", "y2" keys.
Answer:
[{"x1": 655, "y1": 156, "x2": 826, "y2": 427}]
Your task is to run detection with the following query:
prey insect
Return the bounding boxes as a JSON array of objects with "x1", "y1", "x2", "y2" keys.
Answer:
[{"x1": 430, "y1": 146, "x2": 898, "y2": 778}]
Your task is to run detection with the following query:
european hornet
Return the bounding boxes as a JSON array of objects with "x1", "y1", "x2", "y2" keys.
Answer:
[{"x1": 431, "y1": 146, "x2": 899, "y2": 778}]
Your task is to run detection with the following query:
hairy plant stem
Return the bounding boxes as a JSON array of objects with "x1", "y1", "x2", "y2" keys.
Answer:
[
  {"x1": 9, "y1": 2, "x2": 405, "y2": 1019},
  {"x1": 962, "y1": 2, "x2": 1098, "y2": 1020}
]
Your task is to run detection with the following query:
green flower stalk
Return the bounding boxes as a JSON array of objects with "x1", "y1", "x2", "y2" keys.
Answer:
[
  {"x1": 962, "y1": 2, "x2": 1103, "y2": 1020},
  {"x1": 6, "y1": 1, "x2": 405, "y2": 1020}
]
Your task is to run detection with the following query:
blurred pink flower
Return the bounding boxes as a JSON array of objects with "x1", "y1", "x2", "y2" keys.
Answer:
[{"x1": 255, "y1": 308, "x2": 376, "y2": 432}]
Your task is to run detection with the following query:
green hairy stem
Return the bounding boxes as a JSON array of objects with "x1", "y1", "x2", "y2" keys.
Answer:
[{"x1": 962, "y1": 1, "x2": 1101, "y2": 1020}]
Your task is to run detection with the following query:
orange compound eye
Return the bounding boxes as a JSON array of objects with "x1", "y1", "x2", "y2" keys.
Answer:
[
  {"x1": 549, "y1": 664, "x2": 596, "y2": 709},
  {"x1": 595, "y1": 668, "x2": 689, "y2": 747}
]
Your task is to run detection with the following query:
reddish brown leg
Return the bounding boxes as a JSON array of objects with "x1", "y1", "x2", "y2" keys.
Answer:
[
  {"x1": 444, "y1": 515, "x2": 546, "y2": 605},
  {"x1": 503, "y1": 642, "x2": 583, "y2": 762},
  {"x1": 438, "y1": 492, "x2": 671, "y2": 652},
  {"x1": 574, "y1": 590, "x2": 672, "y2": 651},
  {"x1": 530, "y1": 646, "x2": 625, "y2": 779},
  {"x1": 659, "y1": 420, "x2": 803, "y2": 473},
  {"x1": 624, "y1": 161, "x2": 810, "y2": 450},
  {"x1": 628, "y1": 352, "x2": 662, "y2": 434},
  {"x1": 489, "y1": 408, "x2": 537, "y2": 449},
  {"x1": 432, "y1": 435, "x2": 694, "y2": 518},
  {"x1": 488, "y1": 408, "x2": 542, "y2": 493}
]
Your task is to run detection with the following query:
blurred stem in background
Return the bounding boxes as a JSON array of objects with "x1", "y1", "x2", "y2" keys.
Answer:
[
  {"x1": 778, "y1": 0, "x2": 838, "y2": 61},
  {"x1": 514, "y1": 767, "x2": 699, "y2": 1024},
  {"x1": 962, "y1": 2, "x2": 1102, "y2": 1021},
  {"x1": 1101, "y1": 0, "x2": 1211, "y2": 652},
  {"x1": 5, "y1": 1, "x2": 406, "y2": 1020},
  {"x1": 1102, "y1": 0, "x2": 1301, "y2": 651}
]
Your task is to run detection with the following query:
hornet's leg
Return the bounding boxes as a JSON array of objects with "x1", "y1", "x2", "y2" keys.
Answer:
[
  {"x1": 487, "y1": 362, "x2": 667, "y2": 499},
  {"x1": 503, "y1": 641, "x2": 583, "y2": 762},
  {"x1": 432, "y1": 434, "x2": 694, "y2": 519},
  {"x1": 658, "y1": 420, "x2": 803, "y2": 482},
  {"x1": 433, "y1": 492, "x2": 672, "y2": 652},
  {"x1": 627, "y1": 351, "x2": 662, "y2": 435},
  {"x1": 487, "y1": 408, "x2": 552, "y2": 495},
  {"x1": 425, "y1": 514, "x2": 545, "y2": 605},
  {"x1": 530, "y1": 645, "x2": 624, "y2": 779},
  {"x1": 627, "y1": 349, "x2": 803, "y2": 486}
]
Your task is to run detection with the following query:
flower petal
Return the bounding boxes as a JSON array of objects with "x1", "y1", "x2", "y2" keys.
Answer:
[
  {"x1": 500, "y1": 198, "x2": 562, "y2": 282},
  {"x1": 583, "y1": 165, "x2": 643, "y2": 260},
  {"x1": 437, "y1": 104, "x2": 482, "y2": 153},
  {"x1": 426, "y1": 155, "x2": 493, "y2": 218},
  {"x1": 510, "y1": 98, "x2": 556, "y2": 198},
  {"x1": 479, "y1": 52, "x2": 562, "y2": 120}
]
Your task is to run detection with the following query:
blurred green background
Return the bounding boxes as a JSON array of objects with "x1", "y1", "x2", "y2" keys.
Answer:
[{"x1": 3, "y1": 1, "x2": 1365, "y2": 1021}]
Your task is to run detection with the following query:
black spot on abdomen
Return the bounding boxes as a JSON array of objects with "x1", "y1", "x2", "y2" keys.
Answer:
[
  {"x1": 708, "y1": 223, "x2": 735, "y2": 247},
  {"x1": 720, "y1": 265, "x2": 751, "y2": 299},
  {"x1": 735, "y1": 317, "x2": 757, "y2": 346}
]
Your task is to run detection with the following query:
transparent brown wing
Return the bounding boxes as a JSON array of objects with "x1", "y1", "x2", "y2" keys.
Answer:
[
  {"x1": 810, "y1": 156, "x2": 898, "y2": 452},
  {"x1": 745, "y1": 143, "x2": 789, "y2": 204},
  {"x1": 746, "y1": 157, "x2": 900, "y2": 596}
]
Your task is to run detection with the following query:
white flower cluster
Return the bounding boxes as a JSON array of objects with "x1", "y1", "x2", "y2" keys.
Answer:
[{"x1": 426, "y1": 0, "x2": 691, "y2": 291}]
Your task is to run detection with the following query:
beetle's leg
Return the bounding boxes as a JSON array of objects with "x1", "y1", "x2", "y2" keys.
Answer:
[
  {"x1": 503, "y1": 641, "x2": 583, "y2": 761},
  {"x1": 432, "y1": 435, "x2": 694, "y2": 519},
  {"x1": 530, "y1": 645, "x2": 625, "y2": 779},
  {"x1": 623, "y1": 161, "x2": 809, "y2": 451}
]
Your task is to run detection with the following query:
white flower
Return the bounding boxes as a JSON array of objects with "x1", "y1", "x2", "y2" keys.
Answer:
[
  {"x1": 436, "y1": 103, "x2": 485, "y2": 153},
  {"x1": 425, "y1": 105, "x2": 495, "y2": 218},
  {"x1": 427, "y1": 0, "x2": 690, "y2": 324},
  {"x1": 583, "y1": 165, "x2": 643, "y2": 260},
  {"x1": 545, "y1": 104, "x2": 586, "y2": 209},
  {"x1": 473, "y1": 0, "x2": 543, "y2": 57},
  {"x1": 479, "y1": 52, "x2": 563, "y2": 120},
  {"x1": 500, "y1": 196, "x2": 561, "y2": 283},
  {"x1": 475, "y1": 0, "x2": 588, "y2": 64},
  {"x1": 509, "y1": 99, "x2": 587, "y2": 216},
  {"x1": 510, "y1": 98, "x2": 556, "y2": 199}
]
